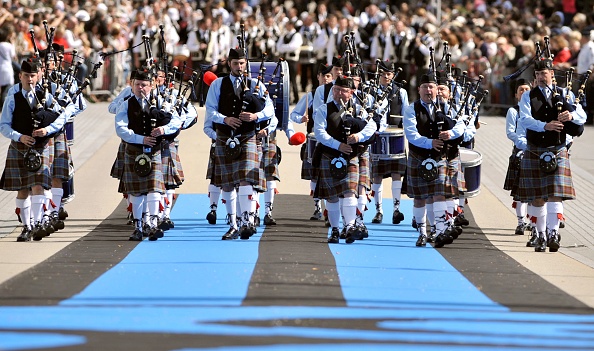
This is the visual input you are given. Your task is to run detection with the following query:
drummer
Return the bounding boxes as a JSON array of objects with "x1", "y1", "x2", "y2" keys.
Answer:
[
  {"x1": 370, "y1": 61, "x2": 410, "y2": 225},
  {"x1": 288, "y1": 63, "x2": 333, "y2": 220}
]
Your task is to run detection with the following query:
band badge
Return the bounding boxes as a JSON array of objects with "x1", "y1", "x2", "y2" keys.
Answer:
[
  {"x1": 23, "y1": 149, "x2": 42, "y2": 172},
  {"x1": 419, "y1": 158, "x2": 439, "y2": 182},
  {"x1": 539, "y1": 151, "x2": 558, "y2": 173},
  {"x1": 225, "y1": 137, "x2": 242, "y2": 161},
  {"x1": 330, "y1": 156, "x2": 348, "y2": 180},
  {"x1": 134, "y1": 153, "x2": 153, "y2": 177}
]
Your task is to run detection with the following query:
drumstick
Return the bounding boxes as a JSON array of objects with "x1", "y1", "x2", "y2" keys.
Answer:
[{"x1": 479, "y1": 121, "x2": 487, "y2": 125}]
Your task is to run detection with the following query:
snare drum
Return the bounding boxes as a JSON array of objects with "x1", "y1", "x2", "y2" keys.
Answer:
[
  {"x1": 306, "y1": 133, "x2": 317, "y2": 164},
  {"x1": 370, "y1": 127, "x2": 405, "y2": 161},
  {"x1": 460, "y1": 149, "x2": 482, "y2": 198},
  {"x1": 65, "y1": 121, "x2": 74, "y2": 146},
  {"x1": 249, "y1": 61, "x2": 289, "y2": 132}
]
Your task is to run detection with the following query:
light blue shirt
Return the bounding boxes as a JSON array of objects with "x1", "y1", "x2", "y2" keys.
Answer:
[
  {"x1": 403, "y1": 100, "x2": 464, "y2": 150},
  {"x1": 519, "y1": 86, "x2": 586, "y2": 132},
  {"x1": 205, "y1": 75, "x2": 274, "y2": 125},
  {"x1": 312, "y1": 81, "x2": 334, "y2": 119},
  {"x1": 290, "y1": 91, "x2": 313, "y2": 123},
  {"x1": 505, "y1": 106, "x2": 527, "y2": 150},
  {"x1": 313, "y1": 100, "x2": 376, "y2": 150},
  {"x1": 115, "y1": 94, "x2": 182, "y2": 145},
  {"x1": 109, "y1": 86, "x2": 134, "y2": 114},
  {"x1": 0, "y1": 85, "x2": 69, "y2": 142}
]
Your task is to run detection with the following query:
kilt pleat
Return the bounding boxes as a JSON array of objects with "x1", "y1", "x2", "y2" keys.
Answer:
[
  {"x1": 406, "y1": 150, "x2": 462, "y2": 199},
  {"x1": 313, "y1": 153, "x2": 359, "y2": 199},
  {"x1": 371, "y1": 155, "x2": 407, "y2": 179},
  {"x1": 0, "y1": 140, "x2": 54, "y2": 191},
  {"x1": 206, "y1": 142, "x2": 216, "y2": 180},
  {"x1": 119, "y1": 142, "x2": 166, "y2": 195},
  {"x1": 516, "y1": 144, "x2": 575, "y2": 202},
  {"x1": 52, "y1": 132, "x2": 71, "y2": 180},
  {"x1": 358, "y1": 149, "x2": 371, "y2": 190},
  {"x1": 162, "y1": 141, "x2": 184, "y2": 189},
  {"x1": 213, "y1": 134, "x2": 261, "y2": 190},
  {"x1": 263, "y1": 137, "x2": 280, "y2": 181},
  {"x1": 110, "y1": 141, "x2": 125, "y2": 179}
]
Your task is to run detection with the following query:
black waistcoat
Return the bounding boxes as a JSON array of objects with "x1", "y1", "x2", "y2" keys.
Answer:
[
  {"x1": 11, "y1": 88, "x2": 36, "y2": 137},
  {"x1": 526, "y1": 87, "x2": 565, "y2": 147},
  {"x1": 409, "y1": 100, "x2": 442, "y2": 159},
  {"x1": 388, "y1": 86, "x2": 403, "y2": 119},
  {"x1": 126, "y1": 97, "x2": 173, "y2": 144},
  {"x1": 215, "y1": 76, "x2": 257, "y2": 137}
]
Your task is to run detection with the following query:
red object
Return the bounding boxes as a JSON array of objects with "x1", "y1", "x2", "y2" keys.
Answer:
[
  {"x1": 203, "y1": 71, "x2": 218, "y2": 86},
  {"x1": 289, "y1": 132, "x2": 306, "y2": 145}
]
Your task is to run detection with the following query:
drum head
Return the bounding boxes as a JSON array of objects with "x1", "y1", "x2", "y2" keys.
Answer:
[{"x1": 459, "y1": 149, "x2": 482, "y2": 167}]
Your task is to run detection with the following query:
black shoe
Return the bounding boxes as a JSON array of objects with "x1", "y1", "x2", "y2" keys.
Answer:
[
  {"x1": 263, "y1": 214, "x2": 277, "y2": 225},
  {"x1": 32, "y1": 224, "x2": 47, "y2": 241},
  {"x1": 526, "y1": 229, "x2": 539, "y2": 247},
  {"x1": 371, "y1": 212, "x2": 383, "y2": 224},
  {"x1": 164, "y1": 217, "x2": 174, "y2": 229},
  {"x1": 416, "y1": 234, "x2": 427, "y2": 247},
  {"x1": 514, "y1": 224, "x2": 525, "y2": 235},
  {"x1": 434, "y1": 233, "x2": 453, "y2": 248},
  {"x1": 239, "y1": 223, "x2": 255, "y2": 240},
  {"x1": 44, "y1": 221, "x2": 55, "y2": 235},
  {"x1": 339, "y1": 226, "x2": 347, "y2": 239},
  {"x1": 444, "y1": 226, "x2": 459, "y2": 240},
  {"x1": 454, "y1": 213, "x2": 470, "y2": 227},
  {"x1": 254, "y1": 216, "x2": 261, "y2": 227},
  {"x1": 428, "y1": 228, "x2": 437, "y2": 243},
  {"x1": 411, "y1": 218, "x2": 418, "y2": 229},
  {"x1": 58, "y1": 207, "x2": 68, "y2": 220},
  {"x1": 51, "y1": 214, "x2": 65, "y2": 230},
  {"x1": 148, "y1": 227, "x2": 164, "y2": 241},
  {"x1": 345, "y1": 225, "x2": 362, "y2": 244},
  {"x1": 16, "y1": 227, "x2": 32, "y2": 242},
  {"x1": 206, "y1": 210, "x2": 217, "y2": 225},
  {"x1": 327, "y1": 227, "x2": 340, "y2": 244},
  {"x1": 129, "y1": 229, "x2": 143, "y2": 241},
  {"x1": 222, "y1": 227, "x2": 239, "y2": 240},
  {"x1": 392, "y1": 210, "x2": 404, "y2": 224},
  {"x1": 360, "y1": 223, "x2": 369, "y2": 238},
  {"x1": 547, "y1": 231, "x2": 561, "y2": 252},
  {"x1": 158, "y1": 219, "x2": 171, "y2": 231},
  {"x1": 559, "y1": 221, "x2": 565, "y2": 229},
  {"x1": 142, "y1": 223, "x2": 151, "y2": 237},
  {"x1": 310, "y1": 209, "x2": 322, "y2": 220},
  {"x1": 535, "y1": 236, "x2": 547, "y2": 252}
]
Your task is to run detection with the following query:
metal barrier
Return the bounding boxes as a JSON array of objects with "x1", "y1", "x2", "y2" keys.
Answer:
[{"x1": 88, "y1": 52, "x2": 121, "y2": 98}]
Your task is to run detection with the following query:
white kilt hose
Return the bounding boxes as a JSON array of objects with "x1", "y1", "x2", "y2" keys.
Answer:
[
  {"x1": 52, "y1": 132, "x2": 71, "y2": 180},
  {"x1": 0, "y1": 139, "x2": 54, "y2": 191},
  {"x1": 516, "y1": 144, "x2": 575, "y2": 202},
  {"x1": 313, "y1": 153, "x2": 360, "y2": 199},
  {"x1": 162, "y1": 140, "x2": 184, "y2": 189},
  {"x1": 110, "y1": 141, "x2": 125, "y2": 180},
  {"x1": 406, "y1": 150, "x2": 464, "y2": 199},
  {"x1": 213, "y1": 134, "x2": 262, "y2": 190},
  {"x1": 119, "y1": 142, "x2": 166, "y2": 196}
]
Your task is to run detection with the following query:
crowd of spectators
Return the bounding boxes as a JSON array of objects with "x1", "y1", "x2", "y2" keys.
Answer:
[{"x1": 1, "y1": 0, "x2": 594, "y2": 113}]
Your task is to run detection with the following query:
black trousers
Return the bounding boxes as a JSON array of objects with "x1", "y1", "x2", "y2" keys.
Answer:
[{"x1": 287, "y1": 60, "x2": 299, "y2": 104}]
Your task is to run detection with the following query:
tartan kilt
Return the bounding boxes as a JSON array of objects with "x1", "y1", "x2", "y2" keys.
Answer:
[
  {"x1": 213, "y1": 134, "x2": 261, "y2": 190},
  {"x1": 52, "y1": 132, "x2": 71, "y2": 180},
  {"x1": 516, "y1": 144, "x2": 575, "y2": 202},
  {"x1": 0, "y1": 139, "x2": 54, "y2": 191},
  {"x1": 161, "y1": 140, "x2": 184, "y2": 189},
  {"x1": 263, "y1": 137, "x2": 280, "y2": 181},
  {"x1": 301, "y1": 158, "x2": 313, "y2": 180},
  {"x1": 358, "y1": 149, "x2": 371, "y2": 190},
  {"x1": 313, "y1": 153, "x2": 359, "y2": 199},
  {"x1": 406, "y1": 150, "x2": 462, "y2": 199},
  {"x1": 371, "y1": 154, "x2": 407, "y2": 179},
  {"x1": 119, "y1": 142, "x2": 166, "y2": 195},
  {"x1": 504, "y1": 156, "x2": 521, "y2": 194},
  {"x1": 110, "y1": 141, "x2": 125, "y2": 180},
  {"x1": 206, "y1": 141, "x2": 216, "y2": 180}
]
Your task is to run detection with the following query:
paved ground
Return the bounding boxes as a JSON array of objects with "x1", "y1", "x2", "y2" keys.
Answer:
[{"x1": 0, "y1": 101, "x2": 594, "y2": 350}]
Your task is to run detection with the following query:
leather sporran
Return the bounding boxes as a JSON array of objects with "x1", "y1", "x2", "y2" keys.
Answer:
[
  {"x1": 509, "y1": 149, "x2": 524, "y2": 170},
  {"x1": 539, "y1": 151, "x2": 558, "y2": 173},
  {"x1": 134, "y1": 153, "x2": 153, "y2": 177},
  {"x1": 225, "y1": 137, "x2": 241, "y2": 161},
  {"x1": 419, "y1": 158, "x2": 439, "y2": 182},
  {"x1": 330, "y1": 156, "x2": 348, "y2": 180},
  {"x1": 23, "y1": 149, "x2": 42, "y2": 172}
]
